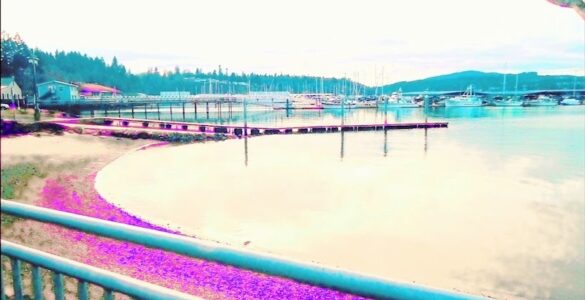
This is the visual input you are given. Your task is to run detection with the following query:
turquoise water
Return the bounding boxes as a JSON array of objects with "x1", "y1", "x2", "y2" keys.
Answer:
[{"x1": 96, "y1": 106, "x2": 585, "y2": 299}]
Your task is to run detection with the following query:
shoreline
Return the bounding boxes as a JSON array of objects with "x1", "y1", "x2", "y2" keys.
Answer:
[{"x1": 0, "y1": 132, "x2": 364, "y2": 299}]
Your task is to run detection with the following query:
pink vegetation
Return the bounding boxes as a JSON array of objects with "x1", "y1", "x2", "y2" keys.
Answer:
[{"x1": 39, "y1": 173, "x2": 365, "y2": 299}]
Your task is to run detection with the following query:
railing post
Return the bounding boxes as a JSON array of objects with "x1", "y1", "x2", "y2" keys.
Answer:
[
  {"x1": 104, "y1": 288, "x2": 114, "y2": 300},
  {"x1": 78, "y1": 280, "x2": 89, "y2": 300},
  {"x1": 10, "y1": 258, "x2": 23, "y2": 300},
  {"x1": 53, "y1": 272, "x2": 64, "y2": 300},
  {"x1": 32, "y1": 265, "x2": 43, "y2": 300}
]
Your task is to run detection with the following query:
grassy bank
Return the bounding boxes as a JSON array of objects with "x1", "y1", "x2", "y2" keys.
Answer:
[{"x1": 0, "y1": 163, "x2": 45, "y2": 227}]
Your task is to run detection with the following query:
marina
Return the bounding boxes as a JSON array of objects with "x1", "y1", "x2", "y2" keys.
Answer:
[
  {"x1": 95, "y1": 106, "x2": 585, "y2": 300},
  {"x1": 1, "y1": 1, "x2": 584, "y2": 299}
]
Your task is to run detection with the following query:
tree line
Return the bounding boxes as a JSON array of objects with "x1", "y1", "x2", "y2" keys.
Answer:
[
  {"x1": 2, "y1": 32, "x2": 581, "y2": 98},
  {"x1": 1, "y1": 32, "x2": 364, "y2": 98}
]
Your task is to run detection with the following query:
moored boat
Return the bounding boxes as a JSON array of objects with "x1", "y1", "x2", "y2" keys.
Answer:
[
  {"x1": 524, "y1": 95, "x2": 558, "y2": 106},
  {"x1": 493, "y1": 97, "x2": 524, "y2": 107},
  {"x1": 378, "y1": 89, "x2": 420, "y2": 108},
  {"x1": 444, "y1": 85, "x2": 482, "y2": 107},
  {"x1": 560, "y1": 98, "x2": 581, "y2": 105}
]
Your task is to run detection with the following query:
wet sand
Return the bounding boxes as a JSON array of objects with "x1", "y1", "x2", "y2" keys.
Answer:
[{"x1": 1, "y1": 133, "x2": 363, "y2": 299}]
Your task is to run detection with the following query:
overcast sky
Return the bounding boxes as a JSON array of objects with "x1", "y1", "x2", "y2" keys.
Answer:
[{"x1": 2, "y1": 0, "x2": 583, "y2": 85}]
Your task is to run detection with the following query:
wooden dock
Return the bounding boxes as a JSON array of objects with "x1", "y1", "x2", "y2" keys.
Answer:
[{"x1": 60, "y1": 117, "x2": 448, "y2": 137}]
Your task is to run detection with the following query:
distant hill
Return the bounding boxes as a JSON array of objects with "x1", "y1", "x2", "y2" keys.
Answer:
[
  {"x1": 381, "y1": 70, "x2": 584, "y2": 93},
  {"x1": 2, "y1": 33, "x2": 582, "y2": 96}
]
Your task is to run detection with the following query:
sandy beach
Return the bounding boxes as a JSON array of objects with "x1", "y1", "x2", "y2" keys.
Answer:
[{"x1": 0, "y1": 132, "x2": 363, "y2": 299}]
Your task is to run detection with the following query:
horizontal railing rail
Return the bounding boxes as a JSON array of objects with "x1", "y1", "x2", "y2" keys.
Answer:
[
  {"x1": 1, "y1": 199, "x2": 483, "y2": 300},
  {"x1": 1, "y1": 240, "x2": 200, "y2": 300}
]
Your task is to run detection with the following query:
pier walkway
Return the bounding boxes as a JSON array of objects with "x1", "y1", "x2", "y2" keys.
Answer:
[{"x1": 55, "y1": 117, "x2": 448, "y2": 137}]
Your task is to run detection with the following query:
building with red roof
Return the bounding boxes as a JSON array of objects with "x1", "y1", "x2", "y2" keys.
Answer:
[{"x1": 78, "y1": 83, "x2": 120, "y2": 97}]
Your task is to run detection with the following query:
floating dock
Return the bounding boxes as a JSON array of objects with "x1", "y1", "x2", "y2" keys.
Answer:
[{"x1": 59, "y1": 117, "x2": 448, "y2": 137}]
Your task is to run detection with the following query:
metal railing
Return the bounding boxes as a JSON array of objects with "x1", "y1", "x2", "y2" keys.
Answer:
[
  {"x1": 1, "y1": 200, "x2": 484, "y2": 300},
  {"x1": 1, "y1": 240, "x2": 199, "y2": 300}
]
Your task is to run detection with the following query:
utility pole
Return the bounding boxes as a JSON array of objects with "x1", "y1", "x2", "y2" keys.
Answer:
[{"x1": 29, "y1": 54, "x2": 39, "y2": 107}]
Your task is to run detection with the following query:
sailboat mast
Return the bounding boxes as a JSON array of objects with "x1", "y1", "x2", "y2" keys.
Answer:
[{"x1": 502, "y1": 73, "x2": 507, "y2": 96}]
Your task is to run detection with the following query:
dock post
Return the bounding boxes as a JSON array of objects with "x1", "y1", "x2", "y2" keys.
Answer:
[
  {"x1": 182, "y1": 102, "x2": 185, "y2": 121},
  {"x1": 206, "y1": 102, "x2": 209, "y2": 119},
  {"x1": 131, "y1": 104, "x2": 134, "y2": 119},
  {"x1": 104, "y1": 105, "x2": 108, "y2": 117},
  {"x1": 144, "y1": 103, "x2": 148, "y2": 119},
  {"x1": 157, "y1": 103, "x2": 160, "y2": 120},
  {"x1": 169, "y1": 103, "x2": 173, "y2": 121},
  {"x1": 194, "y1": 102, "x2": 197, "y2": 120},
  {"x1": 118, "y1": 106, "x2": 121, "y2": 118},
  {"x1": 90, "y1": 107, "x2": 94, "y2": 118}
]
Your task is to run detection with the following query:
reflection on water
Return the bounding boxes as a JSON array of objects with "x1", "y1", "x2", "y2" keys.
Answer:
[{"x1": 96, "y1": 106, "x2": 585, "y2": 299}]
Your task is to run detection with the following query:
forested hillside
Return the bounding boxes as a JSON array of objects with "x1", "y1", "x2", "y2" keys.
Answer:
[{"x1": 2, "y1": 32, "x2": 581, "y2": 97}]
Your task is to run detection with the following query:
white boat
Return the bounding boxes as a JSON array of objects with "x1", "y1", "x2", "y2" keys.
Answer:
[
  {"x1": 444, "y1": 85, "x2": 483, "y2": 107},
  {"x1": 353, "y1": 101, "x2": 378, "y2": 108},
  {"x1": 494, "y1": 97, "x2": 523, "y2": 107},
  {"x1": 560, "y1": 77, "x2": 581, "y2": 105},
  {"x1": 560, "y1": 98, "x2": 581, "y2": 105},
  {"x1": 525, "y1": 95, "x2": 558, "y2": 106},
  {"x1": 322, "y1": 96, "x2": 355, "y2": 109},
  {"x1": 494, "y1": 73, "x2": 523, "y2": 107},
  {"x1": 378, "y1": 89, "x2": 420, "y2": 108}
]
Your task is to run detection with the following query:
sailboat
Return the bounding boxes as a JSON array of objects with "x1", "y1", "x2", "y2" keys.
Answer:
[
  {"x1": 524, "y1": 95, "x2": 558, "y2": 106},
  {"x1": 445, "y1": 85, "x2": 483, "y2": 107},
  {"x1": 378, "y1": 88, "x2": 419, "y2": 108},
  {"x1": 560, "y1": 76, "x2": 581, "y2": 105},
  {"x1": 494, "y1": 73, "x2": 523, "y2": 107}
]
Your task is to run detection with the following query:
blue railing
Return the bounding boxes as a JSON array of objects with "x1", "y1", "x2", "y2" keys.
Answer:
[
  {"x1": 1, "y1": 200, "x2": 484, "y2": 300},
  {"x1": 1, "y1": 240, "x2": 199, "y2": 300}
]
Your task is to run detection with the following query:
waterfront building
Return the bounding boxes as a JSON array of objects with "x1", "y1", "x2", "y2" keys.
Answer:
[
  {"x1": 79, "y1": 83, "x2": 120, "y2": 98},
  {"x1": 0, "y1": 77, "x2": 23, "y2": 101},
  {"x1": 37, "y1": 80, "x2": 80, "y2": 103}
]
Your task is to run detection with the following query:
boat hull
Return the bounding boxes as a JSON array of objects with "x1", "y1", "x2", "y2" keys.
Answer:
[
  {"x1": 494, "y1": 101, "x2": 523, "y2": 107},
  {"x1": 378, "y1": 103, "x2": 419, "y2": 108},
  {"x1": 444, "y1": 101, "x2": 483, "y2": 107},
  {"x1": 322, "y1": 104, "x2": 355, "y2": 109},
  {"x1": 560, "y1": 99, "x2": 581, "y2": 105},
  {"x1": 525, "y1": 102, "x2": 558, "y2": 106}
]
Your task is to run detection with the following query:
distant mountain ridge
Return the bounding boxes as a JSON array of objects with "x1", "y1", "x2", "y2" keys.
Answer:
[{"x1": 381, "y1": 70, "x2": 584, "y2": 93}]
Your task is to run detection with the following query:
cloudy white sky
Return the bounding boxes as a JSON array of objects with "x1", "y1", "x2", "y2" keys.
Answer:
[{"x1": 1, "y1": 0, "x2": 583, "y2": 85}]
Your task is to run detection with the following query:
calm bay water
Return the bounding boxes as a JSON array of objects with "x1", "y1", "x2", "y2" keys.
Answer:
[{"x1": 96, "y1": 106, "x2": 585, "y2": 299}]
